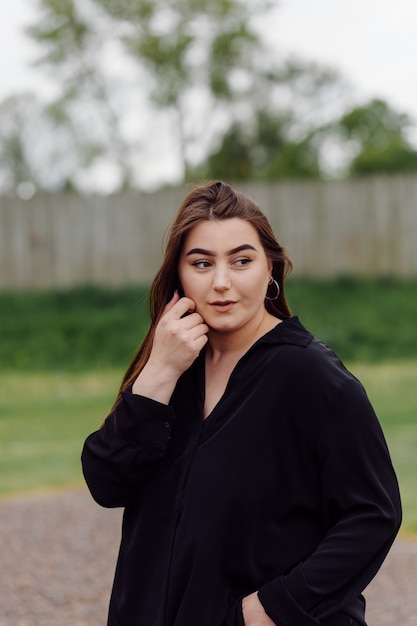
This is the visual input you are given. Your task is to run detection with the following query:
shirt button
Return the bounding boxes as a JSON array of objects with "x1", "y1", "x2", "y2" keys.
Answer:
[{"x1": 163, "y1": 421, "x2": 171, "y2": 428}]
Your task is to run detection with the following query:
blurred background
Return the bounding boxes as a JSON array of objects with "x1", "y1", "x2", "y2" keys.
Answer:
[
  {"x1": 1, "y1": 3, "x2": 417, "y2": 624},
  {"x1": 1, "y1": 0, "x2": 416, "y2": 527}
]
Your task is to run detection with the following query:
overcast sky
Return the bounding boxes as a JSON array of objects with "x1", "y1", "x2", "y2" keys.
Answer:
[
  {"x1": 1, "y1": 0, "x2": 416, "y2": 116},
  {"x1": 2, "y1": 0, "x2": 416, "y2": 119},
  {"x1": 271, "y1": 0, "x2": 417, "y2": 122}
]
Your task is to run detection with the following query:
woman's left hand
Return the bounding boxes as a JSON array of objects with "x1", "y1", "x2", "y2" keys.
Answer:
[{"x1": 242, "y1": 592, "x2": 276, "y2": 625}]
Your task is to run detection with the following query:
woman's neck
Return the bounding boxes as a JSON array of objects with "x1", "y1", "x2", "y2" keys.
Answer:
[{"x1": 206, "y1": 312, "x2": 280, "y2": 364}]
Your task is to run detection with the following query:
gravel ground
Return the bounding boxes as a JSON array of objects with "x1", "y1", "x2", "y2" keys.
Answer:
[{"x1": 0, "y1": 488, "x2": 415, "y2": 626}]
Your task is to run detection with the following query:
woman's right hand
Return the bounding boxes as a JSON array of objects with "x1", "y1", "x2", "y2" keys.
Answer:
[
  {"x1": 132, "y1": 292, "x2": 209, "y2": 403},
  {"x1": 149, "y1": 292, "x2": 209, "y2": 376}
]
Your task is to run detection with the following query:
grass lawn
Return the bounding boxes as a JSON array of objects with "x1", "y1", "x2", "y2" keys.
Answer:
[
  {"x1": 0, "y1": 363, "x2": 415, "y2": 535},
  {"x1": 0, "y1": 369, "x2": 122, "y2": 496},
  {"x1": 351, "y1": 361, "x2": 417, "y2": 537}
]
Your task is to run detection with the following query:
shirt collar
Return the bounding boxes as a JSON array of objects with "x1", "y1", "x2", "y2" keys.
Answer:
[{"x1": 259, "y1": 316, "x2": 313, "y2": 347}]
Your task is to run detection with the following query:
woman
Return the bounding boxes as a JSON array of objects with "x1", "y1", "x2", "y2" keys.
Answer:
[{"x1": 82, "y1": 181, "x2": 401, "y2": 626}]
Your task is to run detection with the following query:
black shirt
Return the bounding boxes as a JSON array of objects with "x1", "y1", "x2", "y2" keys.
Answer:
[{"x1": 82, "y1": 317, "x2": 401, "y2": 626}]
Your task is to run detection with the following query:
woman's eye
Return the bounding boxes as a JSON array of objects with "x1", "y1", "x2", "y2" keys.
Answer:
[
  {"x1": 235, "y1": 258, "x2": 252, "y2": 267},
  {"x1": 193, "y1": 261, "x2": 211, "y2": 269}
]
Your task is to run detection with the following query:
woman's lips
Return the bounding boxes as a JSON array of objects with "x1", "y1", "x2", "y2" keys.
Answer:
[{"x1": 209, "y1": 301, "x2": 236, "y2": 312}]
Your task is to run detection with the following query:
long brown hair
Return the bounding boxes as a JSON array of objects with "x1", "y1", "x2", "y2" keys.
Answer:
[{"x1": 114, "y1": 181, "x2": 292, "y2": 405}]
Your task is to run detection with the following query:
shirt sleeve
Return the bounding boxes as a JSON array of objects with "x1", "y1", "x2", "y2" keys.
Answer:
[
  {"x1": 258, "y1": 373, "x2": 402, "y2": 626},
  {"x1": 81, "y1": 389, "x2": 175, "y2": 508}
]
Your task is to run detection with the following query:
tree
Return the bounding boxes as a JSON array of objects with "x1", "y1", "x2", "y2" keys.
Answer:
[
  {"x1": 29, "y1": 2, "x2": 414, "y2": 189},
  {"x1": 0, "y1": 93, "x2": 80, "y2": 195},
  {"x1": 26, "y1": 0, "x2": 136, "y2": 191},
  {"x1": 190, "y1": 59, "x2": 346, "y2": 182},
  {"x1": 0, "y1": 89, "x2": 132, "y2": 195},
  {"x1": 341, "y1": 99, "x2": 417, "y2": 175},
  {"x1": 194, "y1": 109, "x2": 321, "y2": 181},
  {"x1": 27, "y1": 0, "x2": 275, "y2": 189},
  {"x1": 0, "y1": 95, "x2": 38, "y2": 194},
  {"x1": 310, "y1": 99, "x2": 417, "y2": 178}
]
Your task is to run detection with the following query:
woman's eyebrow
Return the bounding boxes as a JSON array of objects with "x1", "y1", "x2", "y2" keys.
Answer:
[{"x1": 185, "y1": 244, "x2": 257, "y2": 257}]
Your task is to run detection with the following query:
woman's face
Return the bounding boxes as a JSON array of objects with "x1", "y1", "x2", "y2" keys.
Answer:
[{"x1": 178, "y1": 218, "x2": 272, "y2": 334}]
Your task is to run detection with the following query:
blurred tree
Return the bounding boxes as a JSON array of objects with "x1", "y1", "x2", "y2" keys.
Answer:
[
  {"x1": 0, "y1": 93, "x2": 81, "y2": 195},
  {"x1": 194, "y1": 110, "x2": 321, "y2": 181},
  {"x1": 27, "y1": 0, "x2": 135, "y2": 191},
  {"x1": 0, "y1": 95, "x2": 38, "y2": 193},
  {"x1": 0, "y1": 91, "x2": 129, "y2": 195},
  {"x1": 311, "y1": 99, "x2": 417, "y2": 177},
  {"x1": 191, "y1": 60, "x2": 344, "y2": 181},
  {"x1": 342, "y1": 99, "x2": 417, "y2": 175},
  {"x1": 23, "y1": 2, "x2": 415, "y2": 190},
  {"x1": 26, "y1": 0, "x2": 274, "y2": 188},
  {"x1": 203, "y1": 97, "x2": 417, "y2": 182},
  {"x1": 26, "y1": 0, "x2": 352, "y2": 190},
  {"x1": 94, "y1": 0, "x2": 269, "y2": 178}
]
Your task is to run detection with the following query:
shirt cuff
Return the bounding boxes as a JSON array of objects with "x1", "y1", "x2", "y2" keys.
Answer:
[
  {"x1": 110, "y1": 391, "x2": 175, "y2": 451},
  {"x1": 258, "y1": 576, "x2": 320, "y2": 626}
]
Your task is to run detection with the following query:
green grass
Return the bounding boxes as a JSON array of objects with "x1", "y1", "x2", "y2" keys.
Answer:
[
  {"x1": 0, "y1": 278, "x2": 416, "y2": 370},
  {"x1": 0, "y1": 363, "x2": 416, "y2": 536},
  {"x1": 0, "y1": 281, "x2": 415, "y2": 533},
  {"x1": 0, "y1": 369, "x2": 122, "y2": 496},
  {"x1": 351, "y1": 361, "x2": 417, "y2": 537},
  {"x1": 0, "y1": 286, "x2": 150, "y2": 370}
]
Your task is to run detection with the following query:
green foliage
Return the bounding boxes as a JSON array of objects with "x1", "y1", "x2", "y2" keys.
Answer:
[
  {"x1": 201, "y1": 122, "x2": 254, "y2": 181},
  {"x1": 285, "y1": 277, "x2": 417, "y2": 362},
  {"x1": 0, "y1": 94, "x2": 42, "y2": 191},
  {"x1": 0, "y1": 279, "x2": 416, "y2": 371},
  {"x1": 0, "y1": 286, "x2": 150, "y2": 371},
  {"x1": 106, "y1": 0, "x2": 267, "y2": 173},
  {"x1": 192, "y1": 110, "x2": 321, "y2": 182},
  {"x1": 311, "y1": 98, "x2": 417, "y2": 178},
  {"x1": 27, "y1": 0, "x2": 91, "y2": 65},
  {"x1": 24, "y1": 0, "x2": 134, "y2": 192},
  {"x1": 26, "y1": 0, "x2": 269, "y2": 185},
  {"x1": 0, "y1": 92, "x2": 85, "y2": 194},
  {"x1": 339, "y1": 99, "x2": 417, "y2": 175},
  {"x1": 351, "y1": 140, "x2": 417, "y2": 175},
  {"x1": 197, "y1": 96, "x2": 417, "y2": 182},
  {"x1": 4, "y1": 3, "x2": 415, "y2": 193},
  {"x1": 340, "y1": 99, "x2": 410, "y2": 145},
  {"x1": 191, "y1": 59, "x2": 346, "y2": 182}
]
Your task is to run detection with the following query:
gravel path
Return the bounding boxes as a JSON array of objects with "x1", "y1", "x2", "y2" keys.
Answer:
[{"x1": 0, "y1": 489, "x2": 415, "y2": 626}]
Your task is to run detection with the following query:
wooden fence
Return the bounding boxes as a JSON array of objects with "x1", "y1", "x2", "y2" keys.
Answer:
[{"x1": 1, "y1": 175, "x2": 417, "y2": 290}]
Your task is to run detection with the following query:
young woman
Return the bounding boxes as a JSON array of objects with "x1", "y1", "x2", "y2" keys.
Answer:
[{"x1": 82, "y1": 181, "x2": 401, "y2": 626}]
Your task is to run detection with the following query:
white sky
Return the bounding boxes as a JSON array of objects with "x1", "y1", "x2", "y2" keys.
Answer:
[
  {"x1": 271, "y1": 0, "x2": 417, "y2": 121},
  {"x1": 1, "y1": 0, "x2": 416, "y2": 119},
  {"x1": 0, "y1": 2, "x2": 42, "y2": 98}
]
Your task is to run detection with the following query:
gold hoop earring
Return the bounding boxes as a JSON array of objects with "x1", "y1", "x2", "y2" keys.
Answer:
[{"x1": 265, "y1": 277, "x2": 280, "y2": 301}]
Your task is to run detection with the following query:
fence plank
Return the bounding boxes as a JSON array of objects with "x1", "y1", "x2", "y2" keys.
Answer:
[{"x1": 1, "y1": 176, "x2": 417, "y2": 290}]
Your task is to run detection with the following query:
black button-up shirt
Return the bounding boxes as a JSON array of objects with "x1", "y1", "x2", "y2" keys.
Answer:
[{"x1": 82, "y1": 317, "x2": 401, "y2": 626}]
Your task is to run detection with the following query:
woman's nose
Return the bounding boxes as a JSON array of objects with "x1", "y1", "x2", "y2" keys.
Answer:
[{"x1": 213, "y1": 267, "x2": 231, "y2": 291}]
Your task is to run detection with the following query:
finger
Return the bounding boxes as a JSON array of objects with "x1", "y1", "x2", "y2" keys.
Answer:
[
  {"x1": 193, "y1": 333, "x2": 209, "y2": 353},
  {"x1": 168, "y1": 296, "x2": 197, "y2": 319},
  {"x1": 161, "y1": 291, "x2": 180, "y2": 315},
  {"x1": 180, "y1": 311, "x2": 206, "y2": 329},
  {"x1": 188, "y1": 323, "x2": 209, "y2": 340}
]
